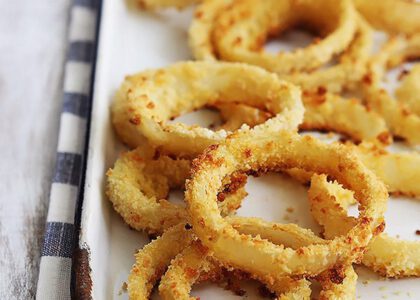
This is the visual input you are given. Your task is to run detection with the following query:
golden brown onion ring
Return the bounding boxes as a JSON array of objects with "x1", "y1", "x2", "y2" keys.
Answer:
[
  {"x1": 216, "y1": 92, "x2": 390, "y2": 144},
  {"x1": 300, "y1": 92, "x2": 390, "y2": 144},
  {"x1": 363, "y1": 35, "x2": 420, "y2": 145},
  {"x1": 348, "y1": 142, "x2": 420, "y2": 198},
  {"x1": 186, "y1": 131, "x2": 387, "y2": 279},
  {"x1": 211, "y1": 0, "x2": 357, "y2": 74},
  {"x1": 283, "y1": 15, "x2": 373, "y2": 93},
  {"x1": 286, "y1": 141, "x2": 420, "y2": 198},
  {"x1": 112, "y1": 61, "x2": 303, "y2": 156},
  {"x1": 395, "y1": 64, "x2": 420, "y2": 117},
  {"x1": 159, "y1": 217, "x2": 359, "y2": 300},
  {"x1": 353, "y1": 0, "x2": 420, "y2": 35},
  {"x1": 309, "y1": 174, "x2": 420, "y2": 278},
  {"x1": 106, "y1": 144, "x2": 245, "y2": 234},
  {"x1": 129, "y1": 217, "x2": 321, "y2": 300}
]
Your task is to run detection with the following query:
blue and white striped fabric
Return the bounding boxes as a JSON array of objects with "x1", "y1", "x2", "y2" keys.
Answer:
[{"x1": 37, "y1": 0, "x2": 100, "y2": 299}]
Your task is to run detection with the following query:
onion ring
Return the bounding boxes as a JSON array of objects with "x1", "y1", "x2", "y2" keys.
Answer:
[
  {"x1": 353, "y1": 0, "x2": 420, "y2": 35},
  {"x1": 348, "y1": 142, "x2": 420, "y2": 198},
  {"x1": 300, "y1": 92, "x2": 390, "y2": 144},
  {"x1": 286, "y1": 141, "x2": 420, "y2": 198},
  {"x1": 216, "y1": 92, "x2": 390, "y2": 144},
  {"x1": 112, "y1": 61, "x2": 303, "y2": 156},
  {"x1": 159, "y1": 217, "x2": 359, "y2": 300},
  {"x1": 363, "y1": 35, "x2": 420, "y2": 145},
  {"x1": 282, "y1": 14, "x2": 373, "y2": 93},
  {"x1": 309, "y1": 174, "x2": 420, "y2": 278},
  {"x1": 395, "y1": 64, "x2": 420, "y2": 117},
  {"x1": 210, "y1": 0, "x2": 357, "y2": 74},
  {"x1": 106, "y1": 143, "x2": 246, "y2": 234},
  {"x1": 186, "y1": 130, "x2": 387, "y2": 279}
]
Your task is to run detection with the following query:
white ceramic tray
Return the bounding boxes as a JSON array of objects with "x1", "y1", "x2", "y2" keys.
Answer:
[{"x1": 79, "y1": 1, "x2": 420, "y2": 299}]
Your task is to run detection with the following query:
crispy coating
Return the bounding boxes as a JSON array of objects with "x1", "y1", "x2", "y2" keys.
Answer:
[
  {"x1": 354, "y1": 0, "x2": 420, "y2": 35},
  {"x1": 106, "y1": 143, "x2": 246, "y2": 234},
  {"x1": 112, "y1": 61, "x2": 303, "y2": 157},
  {"x1": 185, "y1": 131, "x2": 387, "y2": 279},
  {"x1": 309, "y1": 174, "x2": 420, "y2": 278}
]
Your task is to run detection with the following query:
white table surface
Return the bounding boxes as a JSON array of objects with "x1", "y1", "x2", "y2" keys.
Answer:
[{"x1": 0, "y1": 0, "x2": 71, "y2": 298}]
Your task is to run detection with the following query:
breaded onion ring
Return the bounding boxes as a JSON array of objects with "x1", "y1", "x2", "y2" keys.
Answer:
[
  {"x1": 209, "y1": 0, "x2": 357, "y2": 74},
  {"x1": 112, "y1": 61, "x2": 303, "y2": 156},
  {"x1": 354, "y1": 0, "x2": 420, "y2": 35},
  {"x1": 300, "y1": 92, "x2": 390, "y2": 144},
  {"x1": 363, "y1": 35, "x2": 420, "y2": 145},
  {"x1": 159, "y1": 217, "x2": 359, "y2": 300},
  {"x1": 396, "y1": 64, "x2": 420, "y2": 117},
  {"x1": 216, "y1": 92, "x2": 390, "y2": 144},
  {"x1": 186, "y1": 131, "x2": 387, "y2": 279},
  {"x1": 106, "y1": 144, "x2": 246, "y2": 234},
  {"x1": 348, "y1": 142, "x2": 420, "y2": 198},
  {"x1": 309, "y1": 174, "x2": 420, "y2": 278},
  {"x1": 283, "y1": 15, "x2": 373, "y2": 93},
  {"x1": 285, "y1": 141, "x2": 420, "y2": 198}
]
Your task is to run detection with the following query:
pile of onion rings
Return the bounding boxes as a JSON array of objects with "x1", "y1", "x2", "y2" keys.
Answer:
[{"x1": 104, "y1": 0, "x2": 420, "y2": 298}]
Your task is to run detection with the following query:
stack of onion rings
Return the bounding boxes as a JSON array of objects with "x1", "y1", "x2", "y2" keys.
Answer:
[{"x1": 105, "y1": 1, "x2": 420, "y2": 297}]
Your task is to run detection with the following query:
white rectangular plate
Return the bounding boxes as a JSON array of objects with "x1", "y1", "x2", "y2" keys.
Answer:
[{"x1": 79, "y1": 1, "x2": 420, "y2": 299}]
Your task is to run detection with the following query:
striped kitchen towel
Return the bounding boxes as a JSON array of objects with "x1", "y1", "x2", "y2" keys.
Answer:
[{"x1": 36, "y1": 0, "x2": 100, "y2": 299}]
